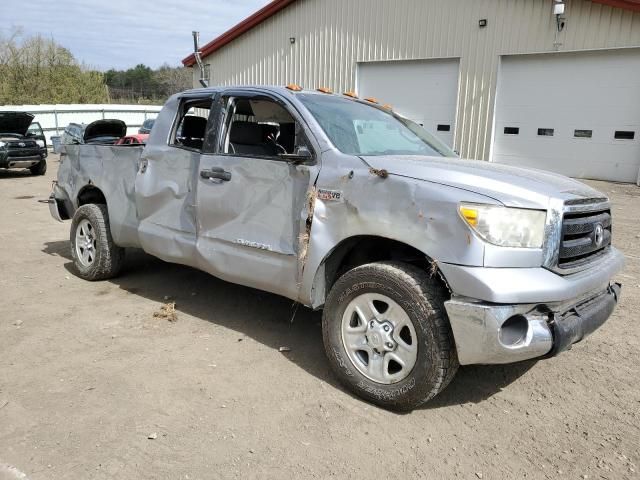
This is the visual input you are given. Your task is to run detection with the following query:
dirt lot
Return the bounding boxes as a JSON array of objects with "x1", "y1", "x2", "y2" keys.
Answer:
[{"x1": 0, "y1": 154, "x2": 638, "y2": 480}]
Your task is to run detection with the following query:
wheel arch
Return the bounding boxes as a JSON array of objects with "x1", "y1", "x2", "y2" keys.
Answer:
[
  {"x1": 309, "y1": 235, "x2": 449, "y2": 309},
  {"x1": 77, "y1": 185, "x2": 107, "y2": 209}
]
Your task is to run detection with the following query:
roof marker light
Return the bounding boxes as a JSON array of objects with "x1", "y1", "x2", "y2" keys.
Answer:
[
  {"x1": 316, "y1": 87, "x2": 333, "y2": 94},
  {"x1": 364, "y1": 97, "x2": 378, "y2": 103},
  {"x1": 343, "y1": 91, "x2": 358, "y2": 98},
  {"x1": 286, "y1": 84, "x2": 303, "y2": 91}
]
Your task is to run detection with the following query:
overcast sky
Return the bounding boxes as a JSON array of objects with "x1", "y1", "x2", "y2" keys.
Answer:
[{"x1": 1, "y1": 0, "x2": 271, "y2": 70}]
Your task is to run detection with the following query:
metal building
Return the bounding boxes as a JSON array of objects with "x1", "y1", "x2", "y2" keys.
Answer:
[{"x1": 183, "y1": 0, "x2": 640, "y2": 183}]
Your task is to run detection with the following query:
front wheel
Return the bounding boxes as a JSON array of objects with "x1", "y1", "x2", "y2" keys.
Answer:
[
  {"x1": 70, "y1": 204, "x2": 125, "y2": 281},
  {"x1": 322, "y1": 261, "x2": 458, "y2": 411},
  {"x1": 29, "y1": 159, "x2": 47, "y2": 175}
]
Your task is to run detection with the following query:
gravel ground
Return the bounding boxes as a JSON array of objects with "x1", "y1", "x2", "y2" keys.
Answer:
[{"x1": 0, "y1": 155, "x2": 638, "y2": 479}]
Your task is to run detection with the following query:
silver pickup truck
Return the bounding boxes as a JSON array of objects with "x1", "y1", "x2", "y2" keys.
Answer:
[{"x1": 49, "y1": 86, "x2": 624, "y2": 410}]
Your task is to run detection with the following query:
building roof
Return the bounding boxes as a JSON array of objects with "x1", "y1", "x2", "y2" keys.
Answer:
[
  {"x1": 182, "y1": 0, "x2": 640, "y2": 67},
  {"x1": 594, "y1": 0, "x2": 640, "y2": 10},
  {"x1": 182, "y1": 0, "x2": 296, "y2": 67}
]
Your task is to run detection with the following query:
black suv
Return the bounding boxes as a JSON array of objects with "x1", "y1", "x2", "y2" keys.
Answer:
[{"x1": 0, "y1": 112, "x2": 48, "y2": 175}]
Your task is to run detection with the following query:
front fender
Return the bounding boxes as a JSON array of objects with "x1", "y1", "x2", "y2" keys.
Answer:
[{"x1": 297, "y1": 152, "x2": 496, "y2": 307}]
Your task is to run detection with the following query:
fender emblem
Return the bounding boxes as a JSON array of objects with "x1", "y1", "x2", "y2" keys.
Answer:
[
  {"x1": 236, "y1": 239, "x2": 272, "y2": 251},
  {"x1": 317, "y1": 188, "x2": 342, "y2": 202}
]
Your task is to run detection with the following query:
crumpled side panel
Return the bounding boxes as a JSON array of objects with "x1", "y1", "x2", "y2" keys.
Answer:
[
  {"x1": 134, "y1": 145, "x2": 199, "y2": 266},
  {"x1": 298, "y1": 151, "x2": 494, "y2": 307},
  {"x1": 55, "y1": 144, "x2": 142, "y2": 247},
  {"x1": 194, "y1": 154, "x2": 312, "y2": 301}
]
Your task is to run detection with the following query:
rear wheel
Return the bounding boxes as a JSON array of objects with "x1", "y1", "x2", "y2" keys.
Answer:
[
  {"x1": 322, "y1": 261, "x2": 458, "y2": 411},
  {"x1": 70, "y1": 204, "x2": 124, "y2": 280},
  {"x1": 29, "y1": 159, "x2": 47, "y2": 175}
]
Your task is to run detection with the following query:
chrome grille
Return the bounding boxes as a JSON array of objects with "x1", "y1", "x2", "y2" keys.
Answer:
[
  {"x1": 8, "y1": 148, "x2": 40, "y2": 157},
  {"x1": 7, "y1": 139, "x2": 40, "y2": 158},
  {"x1": 558, "y1": 205, "x2": 612, "y2": 270},
  {"x1": 7, "y1": 139, "x2": 37, "y2": 148}
]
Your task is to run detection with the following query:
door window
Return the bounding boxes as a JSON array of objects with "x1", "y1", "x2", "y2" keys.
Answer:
[
  {"x1": 220, "y1": 96, "x2": 300, "y2": 158},
  {"x1": 171, "y1": 99, "x2": 212, "y2": 152}
]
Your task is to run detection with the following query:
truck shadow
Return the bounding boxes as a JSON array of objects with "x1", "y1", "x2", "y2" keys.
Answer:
[
  {"x1": 0, "y1": 169, "x2": 35, "y2": 179},
  {"x1": 43, "y1": 241, "x2": 536, "y2": 410}
]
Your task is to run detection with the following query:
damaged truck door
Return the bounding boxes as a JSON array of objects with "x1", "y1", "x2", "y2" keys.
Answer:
[
  {"x1": 134, "y1": 93, "x2": 209, "y2": 267},
  {"x1": 195, "y1": 91, "x2": 317, "y2": 300}
]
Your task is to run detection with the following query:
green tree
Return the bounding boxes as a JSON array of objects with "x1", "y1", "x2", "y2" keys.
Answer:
[
  {"x1": 0, "y1": 29, "x2": 108, "y2": 105},
  {"x1": 104, "y1": 63, "x2": 191, "y2": 103}
]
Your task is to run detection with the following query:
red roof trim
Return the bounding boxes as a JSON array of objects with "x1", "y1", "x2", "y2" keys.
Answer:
[
  {"x1": 590, "y1": 0, "x2": 640, "y2": 11},
  {"x1": 182, "y1": 0, "x2": 298, "y2": 66},
  {"x1": 182, "y1": 0, "x2": 640, "y2": 67}
]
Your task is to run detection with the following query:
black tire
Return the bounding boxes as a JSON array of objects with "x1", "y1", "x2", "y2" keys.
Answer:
[
  {"x1": 29, "y1": 159, "x2": 47, "y2": 176},
  {"x1": 322, "y1": 261, "x2": 459, "y2": 411},
  {"x1": 70, "y1": 204, "x2": 125, "y2": 281}
]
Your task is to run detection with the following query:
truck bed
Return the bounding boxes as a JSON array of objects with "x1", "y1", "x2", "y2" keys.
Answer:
[{"x1": 56, "y1": 144, "x2": 143, "y2": 248}]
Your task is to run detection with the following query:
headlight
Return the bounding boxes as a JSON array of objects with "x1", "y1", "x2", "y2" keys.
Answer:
[
  {"x1": 459, "y1": 203, "x2": 546, "y2": 248},
  {"x1": 36, "y1": 140, "x2": 45, "y2": 148}
]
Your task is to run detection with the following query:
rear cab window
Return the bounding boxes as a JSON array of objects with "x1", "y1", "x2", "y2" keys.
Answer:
[{"x1": 170, "y1": 98, "x2": 213, "y2": 152}]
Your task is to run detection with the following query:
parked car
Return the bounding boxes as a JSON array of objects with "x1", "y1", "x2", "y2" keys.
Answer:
[
  {"x1": 49, "y1": 86, "x2": 624, "y2": 410},
  {"x1": 61, "y1": 123, "x2": 85, "y2": 145},
  {"x1": 61, "y1": 120, "x2": 127, "y2": 146},
  {"x1": 115, "y1": 134, "x2": 149, "y2": 145},
  {"x1": 138, "y1": 118, "x2": 155, "y2": 134},
  {"x1": 0, "y1": 112, "x2": 48, "y2": 175}
]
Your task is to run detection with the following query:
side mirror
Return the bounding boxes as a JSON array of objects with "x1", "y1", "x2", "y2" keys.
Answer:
[{"x1": 279, "y1": 146, "x2": 313, "y2": 164}]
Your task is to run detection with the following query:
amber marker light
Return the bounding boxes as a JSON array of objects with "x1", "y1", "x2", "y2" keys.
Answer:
[{"x1": 459, "y1": 206, "x2": 479, "y2": 227}]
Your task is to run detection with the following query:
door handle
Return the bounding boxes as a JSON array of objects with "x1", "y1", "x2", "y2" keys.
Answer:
[{"x1": 200, "y1": 167, "x2": 231, "y2": 182}]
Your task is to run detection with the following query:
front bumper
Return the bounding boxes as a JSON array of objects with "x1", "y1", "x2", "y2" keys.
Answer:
[
  {"x1": 0, "y1": 153, "x2": 43, "y2": 169},
  {"x1": 438, "y1": 247, "x2": 624, "y2": 304},
  {"x1": 444, "y1": 283, "x2": 621, "y2": 365}
]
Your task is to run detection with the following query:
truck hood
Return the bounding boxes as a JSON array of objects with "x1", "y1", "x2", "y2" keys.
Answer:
[
  {"x1": 84, "y1": 119, "x2": 127, "y2": 144},
  {"x1": 0, "y1": 112, "x2": 34, "y2": 136},
  {"x1": 360, "y1": 155, "x2": 605, "y2": 209}
]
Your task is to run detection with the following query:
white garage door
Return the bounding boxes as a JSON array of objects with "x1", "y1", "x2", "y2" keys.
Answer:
[
  {"x1": 493, "y1": 49, "x2": 640, "y2": 183},
  {"x1": 357, "y1": 59, "x2": 460, "y2": 146}
]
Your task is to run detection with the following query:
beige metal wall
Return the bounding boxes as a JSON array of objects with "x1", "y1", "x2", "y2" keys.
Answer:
[{"x1": 196, "y1": 0, "x2": 640, "y2": 160}]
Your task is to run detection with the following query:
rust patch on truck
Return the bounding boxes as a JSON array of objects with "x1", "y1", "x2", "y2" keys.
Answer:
[
  {"x1": 369, "y1": 168, "x2": 389, "y2": 179},
  {"x1": 299, "y1": 187, "x2": 317, "y2": 272}
]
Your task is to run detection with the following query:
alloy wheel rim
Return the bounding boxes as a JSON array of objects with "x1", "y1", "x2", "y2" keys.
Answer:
[
  {"x1": 341, "y1": 293, "x2": 418, "y2": 384},
  {"x1": 75, "y1": 219, "x2": 97, "y2": 267}
]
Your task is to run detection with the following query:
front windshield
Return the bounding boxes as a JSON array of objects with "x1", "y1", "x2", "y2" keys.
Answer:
[{"x1": 298, "y1": 93, "x2": 456, "y2": 157}]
